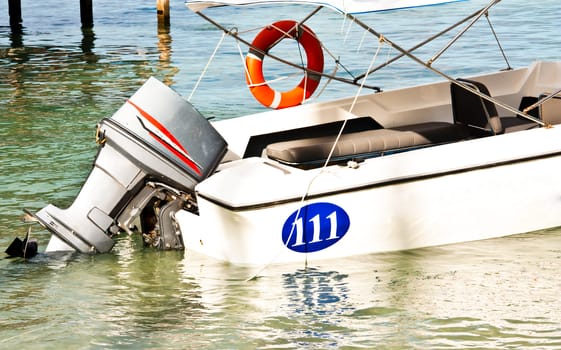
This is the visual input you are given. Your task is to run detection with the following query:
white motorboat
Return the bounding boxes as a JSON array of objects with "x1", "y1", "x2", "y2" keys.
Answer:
[{"x1": 21, "y1": 0, "x2": 561, "y2": 266}]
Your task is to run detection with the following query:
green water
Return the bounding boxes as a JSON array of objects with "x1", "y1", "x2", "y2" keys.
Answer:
[
  {"x1": 2, "y1": 233, "x2": 561, "y2": 349},
  {"x1": 1, "y1": 0, "x2": 561, "y2": 348}
]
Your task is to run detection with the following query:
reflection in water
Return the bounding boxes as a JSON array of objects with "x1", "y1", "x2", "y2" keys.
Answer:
[
  {"x1": 80, "y1": 27, "x2": 96, "y2": 61},
  {"x1": 2, "y1": 0, "x2": 561, "y2": 348},
  {"x1": 157, "y1": 26, "x2": 179, "y2": 87},
  {"x1": 98, "y1": 239, "x2": 205, "y2": 339},
  {"x1": 9, "y1": 31, "x2": 23, "y2": 49},
  {"x1": 1, "y1": 20, "x2": 179, "y2": 113},
  {"x1": 0, "y1": 14, "x2": 181, "y2": 243},
  {"x1": 276, "y1": 268, "x2": 354, "y2": 348},
  {"x1": 283, "y1": 268, "x2": 350, "y2": 317},
  {"x1": 1, "y1": 228, "x2": 561, "y2": 348}
]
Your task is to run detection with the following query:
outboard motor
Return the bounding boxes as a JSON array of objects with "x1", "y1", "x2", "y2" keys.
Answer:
[{"x1": 32, "y1": 77, "x2": 227, "y2": 254}]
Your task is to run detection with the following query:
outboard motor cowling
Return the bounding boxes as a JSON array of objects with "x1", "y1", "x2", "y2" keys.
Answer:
[{"x1": 33, "y1": 77, "x2": 227, "y2": 254}]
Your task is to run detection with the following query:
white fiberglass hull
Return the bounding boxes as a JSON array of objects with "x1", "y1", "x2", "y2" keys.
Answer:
[
  {"x1": 177, "y1": 125, "x2": 561, "y2": 265},
  {"x1": 36, "y1": 61, "x2": 561, "y2": 263}
]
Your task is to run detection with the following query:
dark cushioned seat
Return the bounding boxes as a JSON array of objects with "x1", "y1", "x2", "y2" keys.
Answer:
[
  {"x1": 451, "y1": 78, "x2": 538, "y2": 134},
  {"x1": 266, "y1": 121, "x2": 470, "y2": 164},
  {"x1": 266, "y1": 78, "x2": 541, "y2": 167}
]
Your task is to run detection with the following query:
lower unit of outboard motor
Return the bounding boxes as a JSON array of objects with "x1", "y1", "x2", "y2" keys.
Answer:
[{"x1": 32, "y1": 77, "x2": 227, "y2": 254}]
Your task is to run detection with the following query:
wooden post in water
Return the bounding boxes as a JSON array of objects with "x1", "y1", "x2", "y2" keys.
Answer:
[
  {"x1": 157, "y1": 0, "x2": 170, "y2": 29},
  {"x1": 80, "y1": 0, "x2": 94, "y2": 29},
  {"x1": 8, "y1": 0, "x2": 23, "y2": 33}
]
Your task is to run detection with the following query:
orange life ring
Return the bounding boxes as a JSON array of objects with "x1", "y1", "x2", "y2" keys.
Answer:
[{"x1": 245, "y1": 20, "x2": 324, "y2": 109}]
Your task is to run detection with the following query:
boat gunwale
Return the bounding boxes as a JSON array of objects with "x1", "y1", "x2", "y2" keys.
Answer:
[{"x1": 195, "y1": 147, "x2": 561, "y2": 211}]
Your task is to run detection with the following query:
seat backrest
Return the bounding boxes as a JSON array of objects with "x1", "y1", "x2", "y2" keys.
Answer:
[
  {"x1": 450, "y1": 78, "x2": 504, "y2": 135},
  {"x1": 539, "y1": 93, "x2": 561, "y2": 125}
]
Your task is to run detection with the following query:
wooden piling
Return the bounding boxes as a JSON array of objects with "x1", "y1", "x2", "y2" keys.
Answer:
[
  {"x1": 80, "y1": 0, "x2": 94, "y2": 29},
  {"x1": 8, "y1": 0, "x2": 23, "y2": 33},
  {"x1": 157, "y1": 0, "x2": 170, "y2": 29}
]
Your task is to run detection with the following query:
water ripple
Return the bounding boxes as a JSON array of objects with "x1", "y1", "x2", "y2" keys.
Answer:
[{"x1": 1, "y1": 0, "x2": 561, "y2": 348}]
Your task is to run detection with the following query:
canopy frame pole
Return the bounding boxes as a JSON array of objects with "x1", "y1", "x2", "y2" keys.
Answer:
[
  {"x1": 344, "y1": 0, "x2": 544, "y2": 126},
  {"x1": 428, "y1": 0, "x2": 501, "y2": 65},
  {"x1": 484, "y1": 11, "x2": 511, "y2": 70},
  {"x1": 195, "y1": 8, "x2": 382, "y2": 91},
  {"x1": 354, "y1": 7, "x2": 481, "y2": 83}
]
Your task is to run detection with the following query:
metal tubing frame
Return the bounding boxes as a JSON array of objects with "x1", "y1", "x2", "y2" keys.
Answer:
[
  {"x1": 195, "y1": 7, "x2": 382, "y2": 91},
  {"x1": 344, "y1": 0, "x2": 544, "y2": 126},
  {"x1": 195, "y1": 0, "x2": 547, "y2": 126}
]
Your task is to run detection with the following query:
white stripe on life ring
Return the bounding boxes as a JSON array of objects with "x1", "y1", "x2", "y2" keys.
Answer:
[{"x1": 270, "y1": 91, "x2": 282, "y2": 109}]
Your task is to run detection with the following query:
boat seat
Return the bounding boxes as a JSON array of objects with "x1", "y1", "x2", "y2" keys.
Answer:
[
  {"x1": 451, "y1": 78, "x2": 538, "y2": 134},
  {"x1": 539, "y1": 93, "x2": 561, "y2": 125},
  {"x1": 501, "y1": 115, "x2": 539, "y2": 132},
  {"x1": 451, "y1": 78, "x2": 504, "y2": 136},
  {"x1": 266, "y1": 121, "x2": 470, "y2": 166}
]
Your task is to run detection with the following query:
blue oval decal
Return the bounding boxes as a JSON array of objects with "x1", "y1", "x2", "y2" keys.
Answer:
[{"x1": 282, "y1": 202, "x2": 350, "y2": 253}]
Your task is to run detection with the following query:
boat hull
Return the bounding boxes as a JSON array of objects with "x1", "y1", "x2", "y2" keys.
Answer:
[{"x1": 178, "y1": 126, "x2": 561, "y2": 265}]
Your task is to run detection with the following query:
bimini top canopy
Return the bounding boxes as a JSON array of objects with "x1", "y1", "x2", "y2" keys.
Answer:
[{"x1": 185, "y1": 0, "x2": 465, "y2": 14}]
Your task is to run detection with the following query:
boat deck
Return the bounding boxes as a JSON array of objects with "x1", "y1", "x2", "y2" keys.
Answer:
[{"x1": 262, "y1": 79, "x2": 542, "y2": 168}]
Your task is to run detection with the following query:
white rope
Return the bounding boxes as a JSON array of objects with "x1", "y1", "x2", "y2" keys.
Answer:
[
  {"x1": 310, "y1": 64, "x2": 338, "y2": 101},
  {"x1": 188, "y1": 32, "x2": 227, "y2": 102},
  {"x1": 309, "y1": 41, "x2": 342, "y2": 101},
  {"x1": 236, "y1": 35, "x2": 253, "y2": 86},
  {"x1": 244, "y1": 175, "x2": 318, "y2": 281},
  {"x1": 243, "y1": 22, "x2": 314, "y2": 94},
  {"x1": 357, "y1": 29, "x2": 368, "y2": 53},
  {"x1": 265, "y1": 22, "x2": 297, "y2": 47},
  {"x1": 245, "y1": 40, "x2": 386, "y2": 281},
  {"x1": 340, "y1": 13, "x2": 348, "y2": 37},
  {"x1": 246, "y1": 73, "x2": 300, "y2": 88},
  {"x1": 23, "y1": 226, "x2": 32, "y2": 258},
  {"x1": 319, "y1": 42, "x2": 384, "y2": 170},
  {"x1": 343, "y1": 16, "x2": 356, "y2": 44}
]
